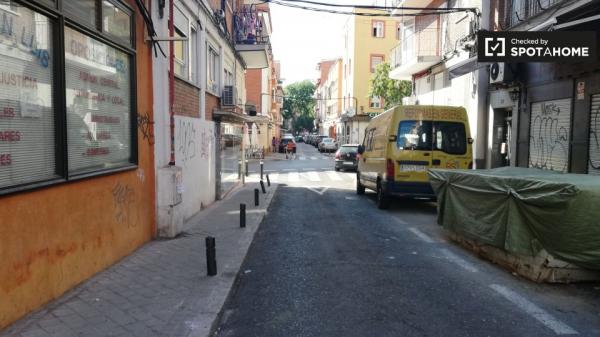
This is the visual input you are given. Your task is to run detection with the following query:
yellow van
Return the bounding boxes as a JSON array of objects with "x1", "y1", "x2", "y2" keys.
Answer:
[{"x1": 357, "y1": 105, "x2": 473, "y2": 209}]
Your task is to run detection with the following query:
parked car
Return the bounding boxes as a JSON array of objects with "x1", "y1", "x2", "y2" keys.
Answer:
[
  {"x1": 314, "y1": 135, "x2": 328, "y2": 148},
  {"x1": 357, "y1": 105, "x2": 473, "y2": 209},
  {"x1": 318, "y1": 138, "x2": 338, "y2": 153},
  {"x1": 278, "y1": 137, "x2": 296, "y2": 153},
  {"x1": 335, "y1": 144, "x2": 359, "y2": 171},
  {"x1": 296, "y1": 135, "x2": 304, "y2": 143}
]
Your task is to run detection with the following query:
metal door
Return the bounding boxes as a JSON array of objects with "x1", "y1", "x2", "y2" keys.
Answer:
[{"x1": 528, "y1": 98, "x2": 571, "y2": 172}]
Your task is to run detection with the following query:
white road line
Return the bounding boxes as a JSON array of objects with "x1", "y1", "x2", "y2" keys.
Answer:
[
  {"x1": 310, "y1": 156, "x2": 317, "y2": 160},
  {"x1": 326, "y1": 171, "x2": 343, "y2": 181},
  {"x1": 299, "y1": 157, "x2": 307, "y2": 160},
  {"x1": 269, "y1": 172, "x2": 279, "y2": 182},
  {"x1": 439, "y1": 248, "x2": 478, "y2": 273},
  {"x1": 408, "y1": 227, "x2": 434, "y2": 243},
  {"x1": 282, "y1": 168, "x2": 294, "y2": 171},
  {"x1": 395, "y1": 218, "x2": 408, "y2": 225},
  {"x1": 302, "y1": 167, "x2": 316, "y2": 171},
  {"x1": 303, "y1": 171, "x2": 320, "y2": 182},
  {"x1": 288, "y1": 171, "x2": 300, "y2": 182},
  {"x1": 489, "y1": 284, "x2": 579, "y2": 335}
]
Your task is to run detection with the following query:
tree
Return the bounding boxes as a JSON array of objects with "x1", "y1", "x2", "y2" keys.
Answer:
[
  {"x1": 283, "y1": 80, "x2": 316, "y2": 133},
  {"x1": 369, "y1": 62, "x2": 412, "y2": 110}
]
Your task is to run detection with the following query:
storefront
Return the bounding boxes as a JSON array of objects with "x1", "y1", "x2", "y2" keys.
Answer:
[
  {"x1": 0, "y1": 0, "x2": 154, "y2": 329},
  {"x1": 215, "y1": 115, "x2": 244, "y2": 198}
]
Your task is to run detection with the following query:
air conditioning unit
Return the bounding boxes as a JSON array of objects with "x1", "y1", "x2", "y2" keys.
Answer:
[
  {"x1": 489, "y1": 62, "x2": 514, "y2": 84},
  {"x1": 222, "y1": 85, "x2": 236, "y2": 106}
]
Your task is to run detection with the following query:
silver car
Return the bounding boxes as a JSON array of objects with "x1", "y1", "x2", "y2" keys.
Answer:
[{"x1": 318, "y1": 138, "x2": 338, "y2": 153}]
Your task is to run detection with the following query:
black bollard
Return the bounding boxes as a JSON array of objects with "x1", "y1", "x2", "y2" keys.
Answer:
[
  {"x1": 240, "y1": 203, "x2": 246, "y2": 228},
  {"x1": 266, "y1": 174, "x2": 271, "y2": 186},
  {"x1": 245, "y1": 160, "x2": 249, "y2": 177},
  {"x1": 254, "y1": 188, "x2": 259, "y2": 206},
  {"x1": 260, "y1": 180, "x2": 266, "y2": 194},
  {"x1": 205, "y1": 237, "x2": 217, "y2": 276},
  {"x1": 260, "y1": 161, "x2": 264, "y2": 180}
]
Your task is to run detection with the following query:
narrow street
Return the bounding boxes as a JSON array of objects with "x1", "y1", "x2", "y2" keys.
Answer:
[{"x1": 216, "y1": 143, "x2": 600, "y2": 337}]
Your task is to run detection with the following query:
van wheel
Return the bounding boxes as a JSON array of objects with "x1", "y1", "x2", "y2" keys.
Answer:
[
  {"x1": 356, "y1": 173, "x2": 365, "y2": 195},
  {"x1": 376, "y1": 182, "x2": 390, "y2": 209}
]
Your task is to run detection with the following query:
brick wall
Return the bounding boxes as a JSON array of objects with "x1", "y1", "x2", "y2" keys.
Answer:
[
  {"x1": 205, "y1": 92, "x2": 219, "y2": 121},
  {"x1": 174, "y1": 78, "x2": 200, "y2": 117},
  {"x1": 245, "y1": 69, "x2": 262, "y2": 111}
]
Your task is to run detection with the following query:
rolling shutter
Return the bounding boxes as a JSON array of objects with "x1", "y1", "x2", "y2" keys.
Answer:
[
  {"x1": 588, "y1": 94, "x2": 600, "y2": 175},
  {"x1": 528, "y1": 98, "x2": 571, "y2": 173}
]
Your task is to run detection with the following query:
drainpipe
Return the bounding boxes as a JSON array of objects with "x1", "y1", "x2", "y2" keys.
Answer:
[{"x1": 168, "y1": 0, "x2": 176, "y2": 165}]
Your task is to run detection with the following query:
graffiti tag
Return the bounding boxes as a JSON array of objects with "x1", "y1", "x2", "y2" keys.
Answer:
[
  {"x1": 177, "y1": 120, "x2": 197, "y2": 165},
  {"x1": 590, "y1": 103, "x2": 600, "y2": 172},
  {"x1": 137, "y1": 111, "x2": 154, "y2": 146},
  {"x1": 529, "y1": 102, "x2": 569, "y2": 172},
  {"x1": 112, "y1": 182, "x2": 135, "y2": 227}
]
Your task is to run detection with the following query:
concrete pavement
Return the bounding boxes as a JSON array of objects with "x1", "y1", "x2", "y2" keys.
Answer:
[{"x1": 1, "y1": 182, "x2": 278, "y2": 337}]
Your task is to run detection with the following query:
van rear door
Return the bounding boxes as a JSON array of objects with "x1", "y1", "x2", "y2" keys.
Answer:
[
  {"x1": 430, "y1": 111, "x2": 470, "y2": 169},
  {"x1": 394, "y1": 117, "x2": 432, "y2": 183}
]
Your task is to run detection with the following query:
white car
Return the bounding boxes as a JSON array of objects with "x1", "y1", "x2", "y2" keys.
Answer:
[{"x1": 318, "y1": 138, "x2": 338, "y2": 153}]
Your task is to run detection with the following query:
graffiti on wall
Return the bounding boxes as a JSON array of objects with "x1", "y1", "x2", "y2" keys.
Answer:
[
  {"x1": 112, "y1": 182, "x2": 136, "y2": 227},
  {"x1": 200, "y1": 128, "x2": 214, "y2": 159},
  {"x1": 137, "y1": 111, "x2": 154, "y2": 146},
  {"x1": 177, "y1": 120, "x2": 197, "y2": 165},
  {"x1": 589, "y1": 103, "x2": 600, "y2": 172},
  {"x1": 529, "y1": 101, "x2": 569, "y2": 172}
]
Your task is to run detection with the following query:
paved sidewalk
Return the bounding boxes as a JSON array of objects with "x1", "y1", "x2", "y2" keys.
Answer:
[{"x1": 1, "y1": 183, "x2": 278, "y2": 337}]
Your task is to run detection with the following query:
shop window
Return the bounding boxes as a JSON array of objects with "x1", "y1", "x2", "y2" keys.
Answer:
[
  {"x1": 369, "y1": 96, "x2": 381, "y2": 109},
  {"x1": 65, "y1": 27, "x2": 132, "y2": 174},
  {"x1": 64, "y1": 0, "x2": 97, "y2": 28},
  {"x1": 102, "y1": 0, "x2": 131, "y2": 44},
  {"x1": 0, "y1": 0, "x2": 136, "y2": 194},
  {"x1": 0, "y1": 5, "x2": 57, "y2": 189}
]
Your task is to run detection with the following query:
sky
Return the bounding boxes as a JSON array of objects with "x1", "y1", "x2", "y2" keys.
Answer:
[{"x1": 269, "y1": 2, "x2": 351, "y2": 86}]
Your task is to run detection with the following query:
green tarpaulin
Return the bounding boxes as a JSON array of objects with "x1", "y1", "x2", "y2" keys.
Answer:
[{"x1": 429, "y1": 167, "x2": 600, "y2": 270}]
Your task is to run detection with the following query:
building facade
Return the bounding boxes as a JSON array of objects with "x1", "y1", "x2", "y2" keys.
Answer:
[
  {"x1": 314, "y1": 59, "x2": 336, "y2": 136},
  {"x1": 389, "y1": 0, "x2": 487, "y2": 167},
  {"x1": 340, "y1": 9, "x2": 399, "y2": 144},
  {"x1": 0, "y1": 0, "x2": 156, "y2": 328},
  {"x1": 490, "y1": 0, "x2": 600, "y2": 173},
  {"x1": 151, "y1": 0, "x2": 271, "y2": 237}
]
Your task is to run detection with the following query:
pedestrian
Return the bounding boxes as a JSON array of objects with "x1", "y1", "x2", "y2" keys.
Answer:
[{"x1": 272, "y1": 136, "x2": 277, "y2": 153}]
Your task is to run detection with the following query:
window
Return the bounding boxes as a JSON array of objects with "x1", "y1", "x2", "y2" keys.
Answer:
[
  {"x1": 224, "y1": 70, "x2": 233, "y2": 86},
  {"x1": 207, "y1": 45, "x2": 220, "y2": 93},
  {"x1": 0, "y1": 0, "x2": 135, "y2": 194},
  {"x1": 370, "y1": 96, "x2": 381, "y2": 109},
  {"x1": 370, "y1": 55, "x2": 384, "y2": 73},
  {"x1": 364, "y1": 129, "x2": 376, "y2": 151},
  {"x1": 174, "y1": 28, "x2": 187, "y2": 78},
  {"x1": 396, "y1": 121, "x2": 466, "y2": 154},
  {"x1": 372, "y1": 20, "x2": 384, "y2": 38},
  {"x1": 190, "y1": 28, "x2": 198, "y2": 83}
]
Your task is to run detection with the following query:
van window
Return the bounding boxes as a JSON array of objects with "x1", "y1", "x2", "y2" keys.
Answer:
[{"x1": 397, "y1": 121, "x2": 466, "y2": 154}]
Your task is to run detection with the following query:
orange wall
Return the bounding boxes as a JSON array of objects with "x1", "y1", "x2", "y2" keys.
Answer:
[{"x1": 0, "y1": 2, "x2": 155, "y2": 329}]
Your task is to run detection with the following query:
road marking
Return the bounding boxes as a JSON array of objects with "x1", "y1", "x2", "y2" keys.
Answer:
[
  {"x1": 489, "y1": 284, "x2": 579, "y2": 335},
  {"x1": 227, "y1": 209, "x2": 267, "y2": 215},
  {"x1": 326, "y1": 171, "x2": 343, "y2": 181},
  {"x1": 408, "y1": 227, "x2": 434, "y2": 243},
  {"x1": 310, "y1": 156, "x2": 317, "y2": 160},
  {"x1": 439, "y1": 248, "x2": 478, "y2": 273},
  {"x1": 299, "y1": 156, "x2": 307, "y2": 160},
  {"x1": 306, "y1": 186, "x2": 329, "y2": 195},
  {"x1": 395, "y1": 218, "x2": 408, "y2": 225},
  {"x1": 345, "y1": 196, "x2": 358, "y2": 200},
  {"x1": 282, "y1": 168, "x2": 294, "y2": 171},
  {"x1": 303, "y1": 171, "x2": 320, "y2": 182},
  {"x1": 302, "y1": 167, "x2": 316, "y2": 171},
  {"x1": 288, "y1": 171, "x2": 300, "y2": 182},
  {"x1": 269, "y1": 173, "x2": 279, "y2": 182}
]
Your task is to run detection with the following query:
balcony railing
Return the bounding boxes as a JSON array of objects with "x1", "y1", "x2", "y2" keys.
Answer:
[
  {"x1": 234, "y1": 6, "x2": 269, "y2": 45},
  {"x1": 503, "y1": 0, "x2": 566, "y2": 29},
  {"x1": 390, "y1": 27, "x2": 440, "y2": 74}
]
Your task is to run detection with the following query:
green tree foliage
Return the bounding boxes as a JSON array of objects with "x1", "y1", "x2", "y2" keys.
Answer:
[
  {"x1": 369, "y1": 62, "x2": 412, "y2": 110},
  {"x1": 283, "y1": 80, "x2": 316, "y2": 132}
]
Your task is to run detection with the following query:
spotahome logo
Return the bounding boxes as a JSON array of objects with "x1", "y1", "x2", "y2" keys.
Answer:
[{"x1": 478, "y1": 31, "x2": 597, "y2": 63}]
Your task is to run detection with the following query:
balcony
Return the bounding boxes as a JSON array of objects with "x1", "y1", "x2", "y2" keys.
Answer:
[
  {"x1": 389, "y1": 27, "x2": 441, "y2": 80},
  {"x1": 502, "y1": 0, "x2": 566, "y2": 29},
  {"x1": 234, "y1": 6, "x2": 271, "y2": 69}
]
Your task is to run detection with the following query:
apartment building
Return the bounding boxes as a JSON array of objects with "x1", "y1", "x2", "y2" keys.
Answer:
[
  {"x1": 340, "y1": 9, "x2": 399, "y2": 144},
  {"x1": 314, "y1": 59, "x2": 337, "y2": 136},
  {"x1": 389, "y1": 0, "x2": 488, "y2": 167},
  {"x1": 151, "y1": 0, "x2": 271, "y2": 236},
  {"x1": 488, "y1": 0, "x2": 600, "y2": 173}
]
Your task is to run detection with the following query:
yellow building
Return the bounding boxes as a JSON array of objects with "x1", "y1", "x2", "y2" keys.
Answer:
[{"x1": 340, "y1": 9, "x2": 400, "y2": 144}]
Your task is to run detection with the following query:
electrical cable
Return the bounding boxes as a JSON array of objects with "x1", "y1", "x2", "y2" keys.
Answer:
[{"x1": 275, "y1": 0, "x2": 478, "y2": 13}]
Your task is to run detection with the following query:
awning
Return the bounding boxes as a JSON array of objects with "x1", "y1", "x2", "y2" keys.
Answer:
[
  {"x1": 447, "y1": 57, "x2": 489, "y2": 80},
  {"x1": 213, "y1": 110, "x2": 253, "y2": 124}
]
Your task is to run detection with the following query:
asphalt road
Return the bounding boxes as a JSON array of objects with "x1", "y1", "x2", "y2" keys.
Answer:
[{"x1": 215, "y1": 143, "x2": 600, "y2": 337}]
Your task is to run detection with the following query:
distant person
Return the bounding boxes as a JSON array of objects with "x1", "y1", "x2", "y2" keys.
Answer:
[{"x1": 272, "y1": 137, "x2": 277, "y2": 153}]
